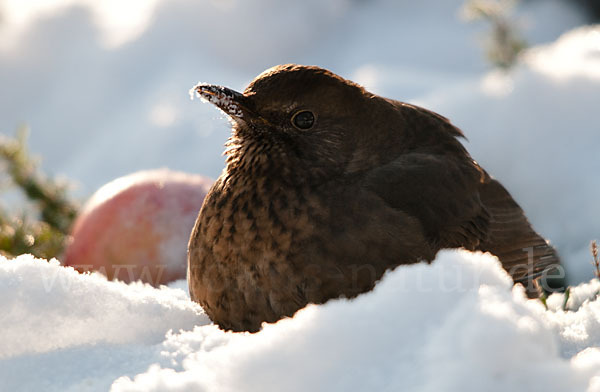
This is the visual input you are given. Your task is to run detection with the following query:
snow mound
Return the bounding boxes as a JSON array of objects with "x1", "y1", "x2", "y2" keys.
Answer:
[
  {"x1": 0, "y1": 254, "x2": 208, "y2": 359},
  {"x1": 2, "y1": 250, "x2": 600, "y2": 391},
  {"x1": 527, "y1": 26, "x2": 600, "y2": 80},
  {"x1": 110, "y1": 250, "x2": 600, "y2": 392}
]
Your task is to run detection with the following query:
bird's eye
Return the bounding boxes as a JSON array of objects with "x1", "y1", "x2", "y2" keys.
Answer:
[{"x1": 291, "y1": 110, "x2": 315, "y2": 130}]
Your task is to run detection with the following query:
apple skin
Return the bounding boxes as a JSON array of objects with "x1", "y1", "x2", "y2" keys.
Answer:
[{"x1": 62, "y1": 169, "x2": 212, "y2": 286}]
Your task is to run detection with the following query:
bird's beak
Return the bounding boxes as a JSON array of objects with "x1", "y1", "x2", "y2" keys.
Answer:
[{"x1": 190, "y1": 83, "x2": 249, "y2": 120}]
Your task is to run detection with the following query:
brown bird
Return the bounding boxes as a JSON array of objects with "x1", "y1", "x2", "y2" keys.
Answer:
[{"x1": 188, "y1": 64, "x2": 560, "y2": 332}]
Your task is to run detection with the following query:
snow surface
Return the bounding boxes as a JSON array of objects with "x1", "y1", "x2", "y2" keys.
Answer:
[
  {"x1": 2, "y1": 251, "x2": 600, "y2": 391},
  {"x1": 0, "y1": 255, "x2": 209, "y2": 391}
]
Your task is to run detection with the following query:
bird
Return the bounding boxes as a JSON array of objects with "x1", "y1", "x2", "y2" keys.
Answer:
[{"x1": 187, "y1": 64, "x2": 560, "y2": 333}]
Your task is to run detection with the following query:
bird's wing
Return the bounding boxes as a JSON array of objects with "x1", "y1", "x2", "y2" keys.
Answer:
[
  {"x1": 476, "y1": 178, "x2": 561, "y2": 294},
  {"x1": 362, "y1": 152, "x2": 490, "y2": 252},
  {"x1": 363, "y1": 155, "x2": 562, "y2": 296}
]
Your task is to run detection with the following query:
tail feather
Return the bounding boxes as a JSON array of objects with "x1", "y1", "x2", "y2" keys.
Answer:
[{"x1": 477, "y1": 178, "x2": 562, "y2": 297}]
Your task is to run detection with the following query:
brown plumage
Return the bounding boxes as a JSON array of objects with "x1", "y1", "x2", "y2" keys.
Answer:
[{"x1": 187, "y1": 64, "x2": 560, "y2": 332}]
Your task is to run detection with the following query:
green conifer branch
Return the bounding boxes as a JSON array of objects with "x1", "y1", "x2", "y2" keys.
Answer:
[{"x1": 0, "y1": 127, "x2": 79, "y2": 259}]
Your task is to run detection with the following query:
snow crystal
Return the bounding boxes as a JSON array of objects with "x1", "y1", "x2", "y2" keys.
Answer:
[{"x1": 190, "y1": 83, "x2": 244, "y2": 118}]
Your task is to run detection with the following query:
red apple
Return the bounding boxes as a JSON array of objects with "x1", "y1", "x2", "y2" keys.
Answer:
[{"x1": 62, "y1": 169, "x2": 212, "y2": 286}]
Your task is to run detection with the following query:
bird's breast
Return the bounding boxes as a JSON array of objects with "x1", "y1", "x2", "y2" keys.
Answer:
[
  {"x1": 192, "y1": 173, "x2": 324, "y2": 282},
  {"x1": 188, "y1": 173, "x2": 329, "y2": 329}
]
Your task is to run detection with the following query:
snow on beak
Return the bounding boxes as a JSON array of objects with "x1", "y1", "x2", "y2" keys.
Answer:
[{"x1": 190, "y1": 83, "x2": 247, "y2": 119}]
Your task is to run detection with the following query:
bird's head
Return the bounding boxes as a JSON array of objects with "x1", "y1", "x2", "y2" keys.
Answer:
[
  {"x1": 191, "y1": 64, "x2": 398, "y2": 183},
  {"x1": 191, "y1": 64, "x2": 460, "y2": 184}
]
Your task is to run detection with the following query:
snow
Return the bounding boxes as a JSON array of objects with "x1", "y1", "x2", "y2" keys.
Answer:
[
  {"x1": 0, "y1": 0, "x2": 584, "y2": 196},
  {"x1": 527, "y1": 27, "x2": 600, "y2": 80},
  {"x1": 2, "y1": 251, "x2": 600, "y2": 391},
  {"x1": 0, "y1": 255, "x2": 209, "y2": 391},
  {"x1": 0, "y1": 0, "x2": 163, "y2": 49},
  {"x1": 1, "y1": 0, "x2": 600, "y2": 390},
  {"x1": 189, "y1": 84, "x2": 244, "y2": 119},
  {"x1": 0, "y1": 255, "x2": 208, "y2": 359}
]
